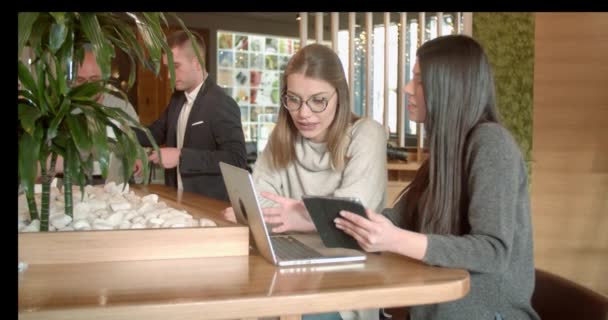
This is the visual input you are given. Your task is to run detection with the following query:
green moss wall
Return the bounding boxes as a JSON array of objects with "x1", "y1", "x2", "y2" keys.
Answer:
[{"x1": 473, "y1": 13, "x2": 535, "y2": 172}]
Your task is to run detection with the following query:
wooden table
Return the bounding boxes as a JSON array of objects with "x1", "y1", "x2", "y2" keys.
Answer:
[{"x1": 18, "y1": 185, "x2": 469, "y2": 320}]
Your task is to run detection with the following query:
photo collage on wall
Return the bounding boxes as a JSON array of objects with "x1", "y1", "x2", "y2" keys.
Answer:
[{"x1": 217, "y1": 31, "x2": 300, "y2": 146}]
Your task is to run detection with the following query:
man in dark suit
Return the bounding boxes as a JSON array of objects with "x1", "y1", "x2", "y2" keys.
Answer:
[{"x1": 136, "y1": 31, "x2": 247, "y2": 200}]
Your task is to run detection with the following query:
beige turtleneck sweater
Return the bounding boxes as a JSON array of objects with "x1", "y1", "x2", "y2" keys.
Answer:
[{"x1": 253, "y1": 117, "x2": 388, "y2": 216}]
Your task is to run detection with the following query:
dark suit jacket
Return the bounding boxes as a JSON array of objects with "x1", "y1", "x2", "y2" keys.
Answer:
[{"x1": 136, "y1": 78, "x2": 247, "y2": 200}]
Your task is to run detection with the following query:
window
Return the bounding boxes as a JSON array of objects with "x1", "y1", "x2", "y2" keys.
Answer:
[{"x1": 335, "y1": 13, "x2": 462, "y2": 143}]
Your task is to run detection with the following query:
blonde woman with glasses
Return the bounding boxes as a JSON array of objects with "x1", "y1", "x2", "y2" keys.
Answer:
[{"x1": 223, "y1": 43, "x2": 387, "y2": 320}]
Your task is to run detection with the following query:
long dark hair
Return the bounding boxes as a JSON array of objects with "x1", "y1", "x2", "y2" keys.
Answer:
[
  {"x1": 267, "y1": 43, "x2": 358, "y2": 170},
  {"x1": 399, "y1": 35, "x2": 500, "y2": 235}
]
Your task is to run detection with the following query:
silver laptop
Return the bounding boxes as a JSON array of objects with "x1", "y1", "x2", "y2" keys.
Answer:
[{"x1": 219, "y1": 162, "x2": 367, "y2": 267}]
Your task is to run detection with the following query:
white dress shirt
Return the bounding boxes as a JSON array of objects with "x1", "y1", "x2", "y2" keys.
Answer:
[{"x1": 176, "y1": 79, "x2": 205, "y2": 190}]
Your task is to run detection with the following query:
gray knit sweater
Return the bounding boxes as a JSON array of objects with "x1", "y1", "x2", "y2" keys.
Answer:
[{"x1": 383, "y1": 123, "x2": 540, "y2": 320}]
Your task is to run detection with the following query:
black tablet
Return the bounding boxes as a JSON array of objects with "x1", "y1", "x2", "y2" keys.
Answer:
[{"x1": 302, "y1": 196, "x2": 368, "y2": 250}]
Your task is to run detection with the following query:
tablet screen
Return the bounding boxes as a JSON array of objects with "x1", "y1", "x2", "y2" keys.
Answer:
[{"x1": 302, "y1": 196, "x2": 367, "y2": 250}]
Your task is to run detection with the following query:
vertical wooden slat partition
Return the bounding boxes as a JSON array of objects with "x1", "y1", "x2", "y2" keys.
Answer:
[
  {"x1": 315, "y1": 13, "x2": 323, "y2": 43},
  {"x1": 436, "y1": 12, "x2": 443, "y2": 36},
  {"x1": 397, "y1": 13, "x2": 407, "y2": 147},
  {"x1": 348, "y1": 12, "x2": 356, "y2": 112},
  {"x1": 331, "y1": 13, "x2": 339, "y2": 51},
  {"x1": 299, "y1": 12, "x2": 308, "y2": 48},
  {"x1": 299, "y1": 12, "x2": 472, "y2": 152},
  {"x1": 463, "y1": 12, "x2": 473, "y2": 36},
  {"x1": 365, "y1": 13, "x2": 373, "y2": 118},
  {"x1": 383, "y1": 13, "x2": 390, "y2": 130}
]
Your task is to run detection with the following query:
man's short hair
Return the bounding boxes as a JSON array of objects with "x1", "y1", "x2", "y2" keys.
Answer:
[{"x1": 167, "y1": 30, "x2": 206, "y2": 59}]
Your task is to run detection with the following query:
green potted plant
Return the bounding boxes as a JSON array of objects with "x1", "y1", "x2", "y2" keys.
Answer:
[{"x1": 17, "y1": 12, "x2": 204, "y2": 231}]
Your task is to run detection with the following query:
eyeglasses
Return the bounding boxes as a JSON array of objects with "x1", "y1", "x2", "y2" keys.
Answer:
[
  {"x1": 281, "y1": 91, "x2": 337, "y2": 113},
  {"x1": 74, "y1": 76, "x2": 101, "y2": 86}
]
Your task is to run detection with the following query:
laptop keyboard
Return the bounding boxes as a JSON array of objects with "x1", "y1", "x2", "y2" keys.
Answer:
[{"x1": 271, "y1": 236, "x2": 324, "y2": 260}]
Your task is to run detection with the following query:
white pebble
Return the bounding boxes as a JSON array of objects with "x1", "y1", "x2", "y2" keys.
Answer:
[
  {"x1": 144, "y1": 212, "x2": 159, "y2": 220},
  {"x1": 106, "y1": 212, "x2": 124, "y2": 227},
  {"x1": 103, "y1": 182, "x2": 117, "y2": 194},
  {"x1": 153, "y1": 202, "x2": 167, "y2": 210},
  {"x1": 72, "y1": 220, "x2": 91, "y2": 230},
  {"x1": 118, "y1": 221, "x2": 131, "y2": 229},
  {"x1": 88, "y1": 199, "x2": 107, "y2": 211},
  {"x1": 116, "y1": 183, "x2": 129, "y2": 194},
  {"x1": 176, "y1": 212, "x2": 193, "y2": 220},
  {"x1": 162, "y1": 216, "x2": 186, "y2": 228},
  {"x1": 142, "y1": 194, "x2": 159, "y2": 204},
  {"x1": 58, "y1": 226, "x2": 74, "y2": 232},
  {"x1": 50, "y1": 214, "x2": 73, "y2": 229},
  {"x1": 18, "y1": 262, "x2": 28, "y2": 273},
  {"x1": 131, "y1": 223, "x2": 146, "y2": 229},
  {"x1": 94, "y1": 209, "x2": 109, "y2": 217},
  {"x1": 158, "y1": 212, "x2": 176, "y2": 221},
  {"x1": 74, "y1": 202, "x2": 91, "y2": 214},
  {"x1": 131, "y1": 216, "x2": 145, "y2": 224},
  {"x1": 199, "y1": 218, "x2": 217, "y2": 227},
  {"x1": 148, "y1": 218, "x2": 164, "y2": 225},
  {"x1": 124, "y1": 211, "x2": 138, "y2": 221},
  {"x1": 93, "y1": 222, "x2": 113, "y2": 230},
  {"x1": 136, "y1": 202, "x2": 154, "y2": 213},
  {"x1": 22, "y1": 220, "x2": 40, "y2": 232},
  {"x1": 85, "y1": 185, "x2": 96, "y2": 194}
]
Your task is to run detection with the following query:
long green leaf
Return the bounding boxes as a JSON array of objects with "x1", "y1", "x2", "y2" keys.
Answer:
[
  {"x1": 69, "y1": 81, "x2": 103, "y2": 99},
  {"x1": 105, "y1": 31, "x2": 138, "y2": 90},
  {"x1": 18, "y1": 12, "x2": 39, "y2": 58},
  {"x1": 18, "y1": 128, "x2": 42, "y2": 197},
  {"x1": 35, "y1": 60, "x2": 47, "y2": 115},
  {"x1": 28, "y1": 14, "x2": 51, "y2": 57},
  {"x1": 56, "y1": 27, "x2": 74, "y2": 92},
  {"x1": 49, "y1": 12, "x2": 66, "y2": 23},
  {"x1": 112, "y1": 23, "x2": 146, "y2": 65},
  {"x1": 42, "y1": 53, "x2": 61, "y2": 107},
  {"x1": 18, "y1": 92, "x2": 37, "y2": 109},
  {"x1": 18, "y1": 103, "x2": 42, "y2": 135},
  {"x1": 47, "y1": 97, "x2": 71, "y2": 141},
  {"x1": 17, "y1": 61, "x2": 37, "y2": 94},
  {"x1": 66, "y1": 113, "x2": 92, "y2": 152},
  {"x1": 87, "y1": 117, "x2": 110, "y2": 178},
  {"x1": 49, "y1": 22, "x2": 68, "y2": 53},
  {"x1": 80, "y1": 13, "x2": 114, "y2": 79},
  {"x1": 128, "y1": 12, "x2": 163, "y2": 75},
  {"x1": 116, "y1": 131, "x2": 137, "y2": 188},
  {"x1": 78, "y1": 100, "x2": 159, "y2": 185}
]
